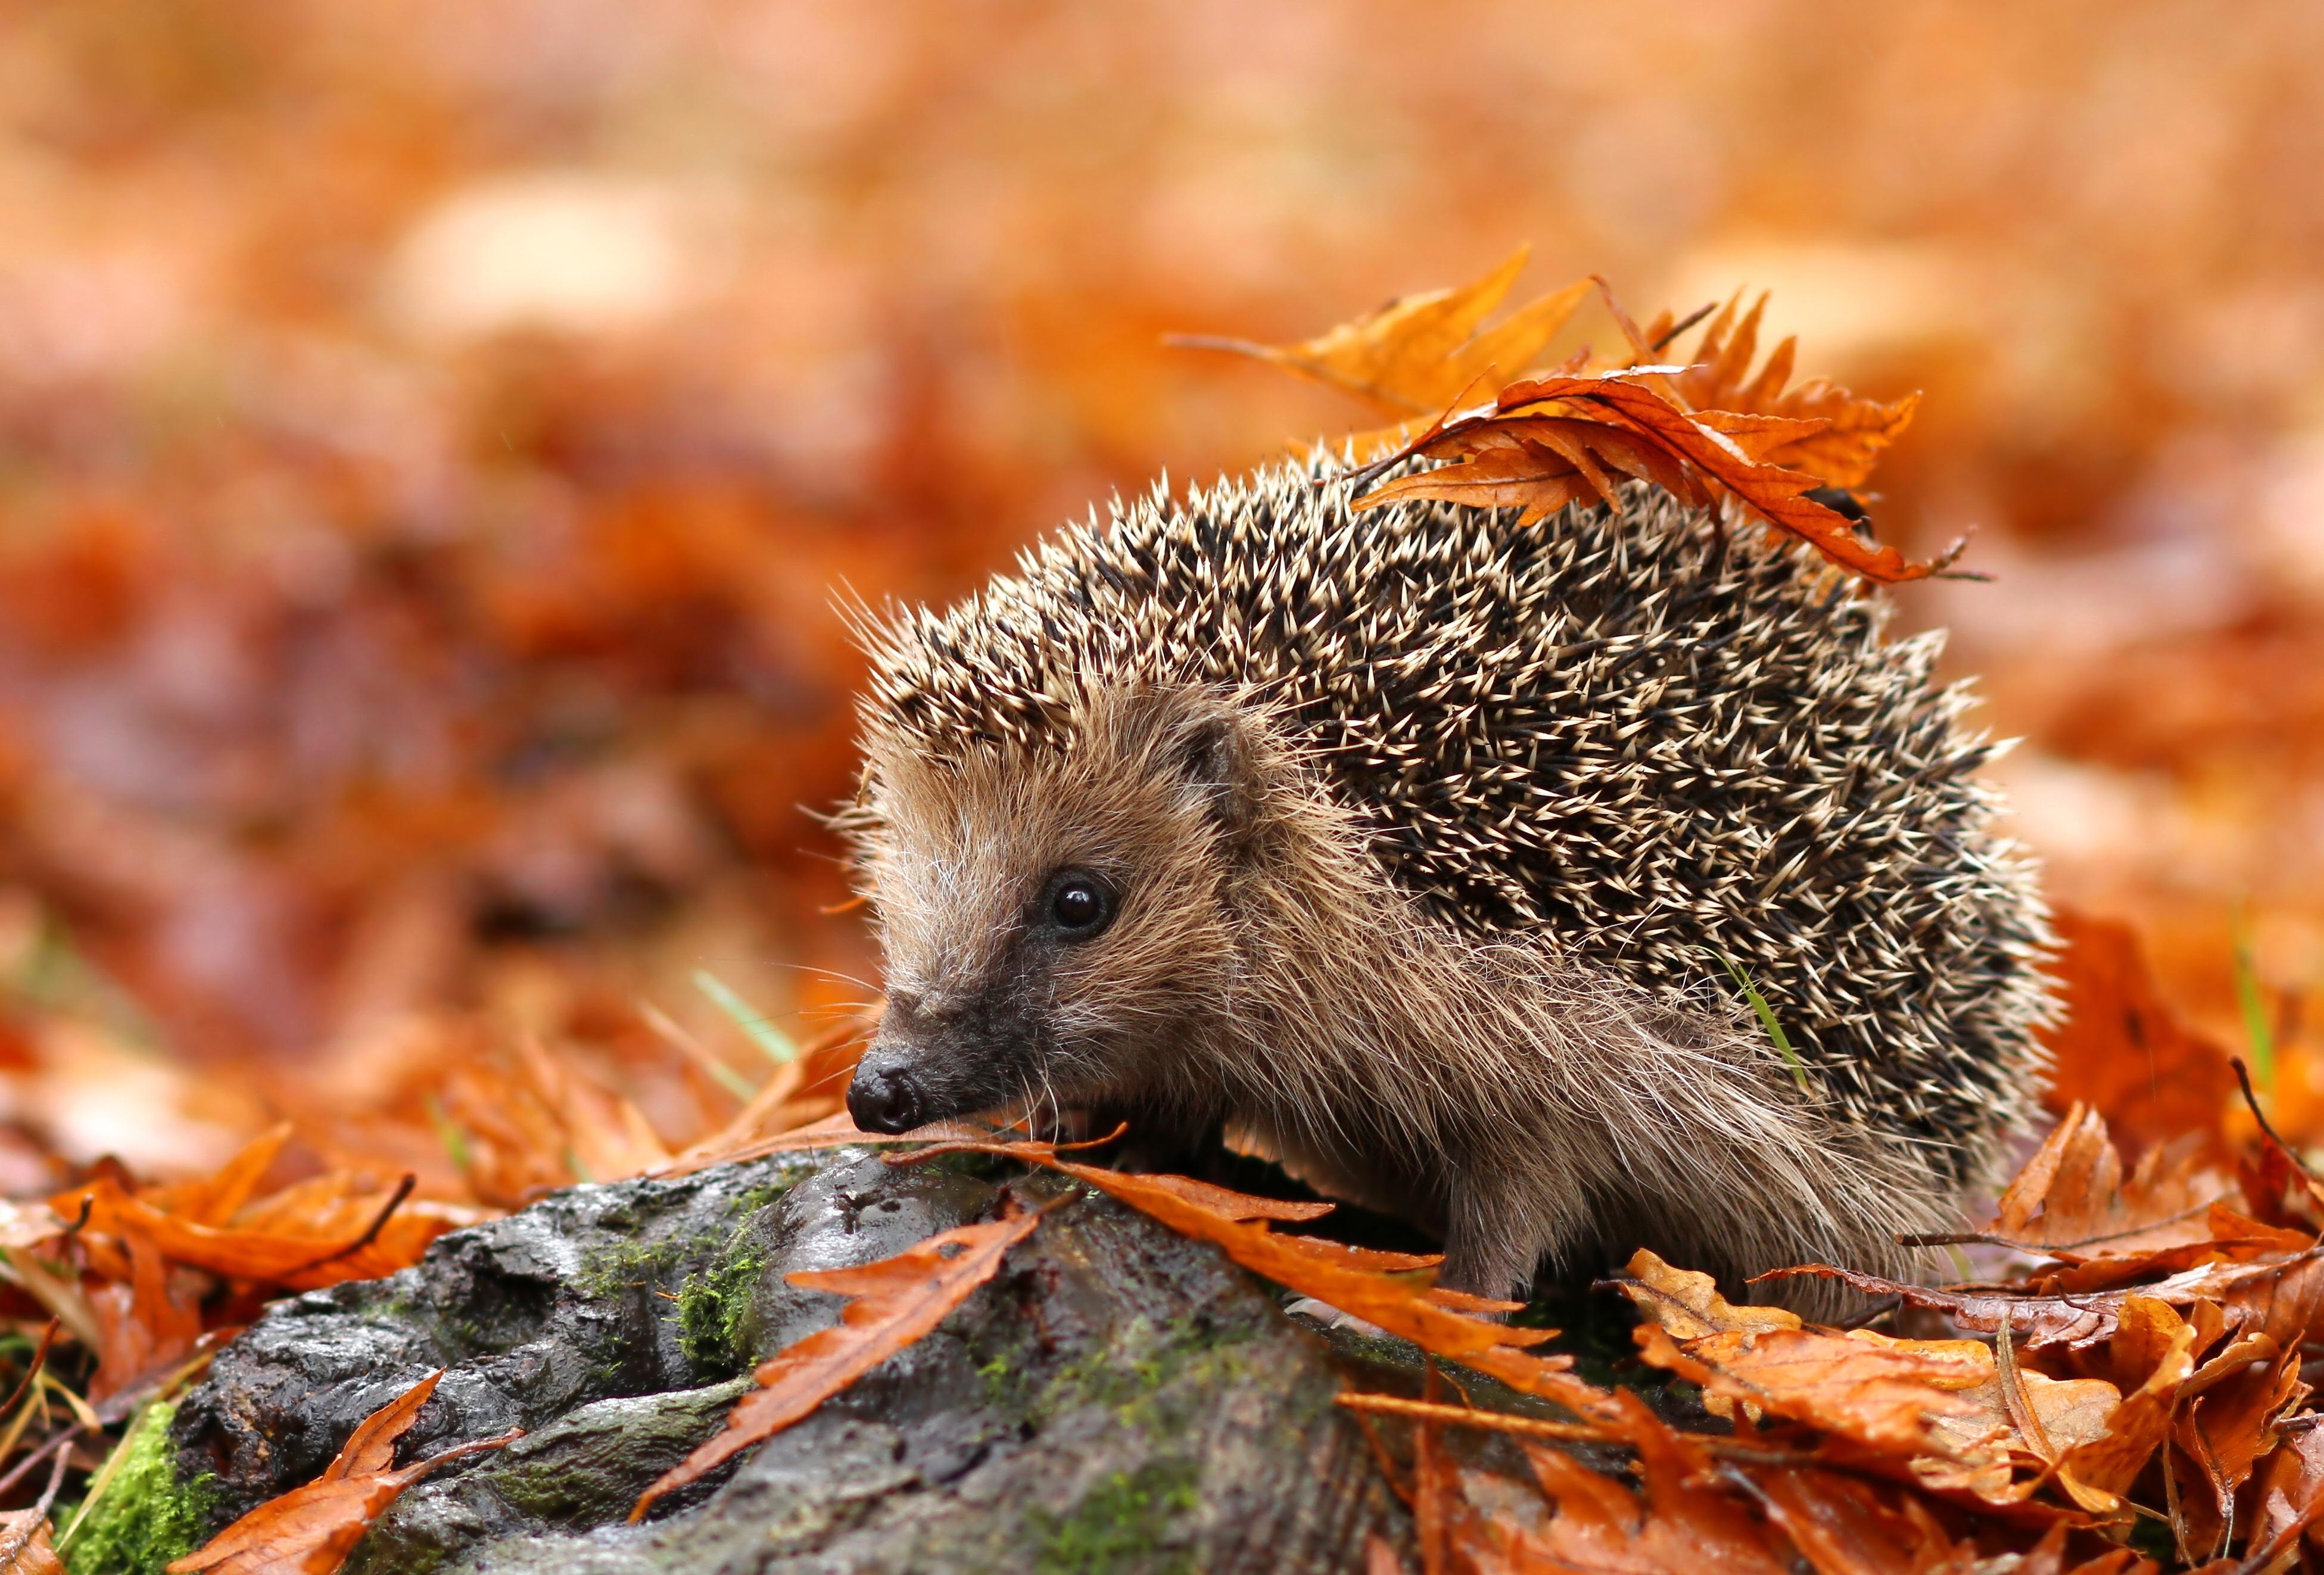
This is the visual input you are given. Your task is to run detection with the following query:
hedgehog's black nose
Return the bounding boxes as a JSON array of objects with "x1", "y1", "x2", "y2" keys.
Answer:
[{"x1": 847, "y1": 1055, "x2": 924, "y2": 1135}]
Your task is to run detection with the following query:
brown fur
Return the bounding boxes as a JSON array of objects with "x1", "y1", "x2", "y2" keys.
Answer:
[
  {"x1": 856, "y1": 684, "x2": 1964, "y2": 1305},
  {"x1": 840, "y1": 469, "x2": 2051, "y2": 1309}
]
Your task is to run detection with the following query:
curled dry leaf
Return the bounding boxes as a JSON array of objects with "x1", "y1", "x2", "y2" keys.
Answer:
[
  {"x1": 1615, "y1": 1251, "x2": 2119, "y2": 1501},
  {"x1": 2050, "y1": 1297, "x2": 2199, "y2": 1515},
  {"x1": 1495, "y1": 1393, "x2": 1795, "y2": 1574},
  {"x1": 168, "y1": 1370, "x2": 518, "y2": 1575},
  {"x1": 2246, "y1": 1426, "x2": 2324, "y2": 1568},
  {"x1": 57, "y1": 1174, "x2": 433, "y2": 1291},
  {"x1": 1765, "y1": 1252, "x2": 2324, "y2": 1352},
  {"x1": 1350, "y1": 370, "x2": 1948, "y2": 584},
  {"x1": 1663, "y1": 291, "x2": 1921, "y2": 489},
  {"x1": 630, "y1": 1203, "x2": 1048, "y2": 1521}
]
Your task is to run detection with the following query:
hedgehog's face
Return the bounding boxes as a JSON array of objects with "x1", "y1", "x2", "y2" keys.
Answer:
[{"x1": 846, "y1": 687, "x2": 1264, "y2": 1135}]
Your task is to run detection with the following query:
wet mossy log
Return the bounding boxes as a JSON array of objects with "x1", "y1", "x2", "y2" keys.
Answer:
[{"x1": 166, "y1": 1147, "x2": 1415, "y2": 1574}]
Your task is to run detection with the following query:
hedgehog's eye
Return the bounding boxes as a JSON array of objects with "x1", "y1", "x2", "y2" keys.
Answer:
[{"x1": 1042, "y1": 869, "x2": 1116, "y2": 940}]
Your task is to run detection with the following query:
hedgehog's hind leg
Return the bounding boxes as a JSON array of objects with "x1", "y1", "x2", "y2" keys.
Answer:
[{"x1": 1436, "y1": 1166, "x2": 1569, "y2": 1303}]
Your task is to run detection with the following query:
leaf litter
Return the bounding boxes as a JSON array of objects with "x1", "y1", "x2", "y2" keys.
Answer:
[{"x1": 0, "y1": 255, "x2": 2314, "y2": 1574}]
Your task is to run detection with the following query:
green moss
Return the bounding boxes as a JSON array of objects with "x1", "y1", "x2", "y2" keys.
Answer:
[
  {"x1": 59, "y1": 1402, "x2": 220, "y2": 1575},
  {"x1": 1031, "y1": 1460, "x2": 1200, "y2": 1575},
  {"x1": 1031, "y1": 1315, "x2": 1256, "y2": 1429},
  {"x1": 977, "y1": 1353, "x2": 1014, "y2": 1406},
  {"x1": 676, "y1": 1240, "x2": 767, "y2": 1373},
  {"x1": 573, "y1": 1234, "x2": 694, "y2": 1299}
]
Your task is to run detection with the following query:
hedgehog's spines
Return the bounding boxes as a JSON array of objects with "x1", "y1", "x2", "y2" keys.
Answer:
[{"x1": 858, "y1": 460, "x2": 2052, "y2": 1178}]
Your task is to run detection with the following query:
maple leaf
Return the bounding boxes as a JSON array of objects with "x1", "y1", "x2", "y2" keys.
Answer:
[
  {"x1": 167, "y1": 1370, "x2": 517, "y2": 1575},
  {"x1": 1170, "y1": 247, "x2": 1593, "y2": 416},
  {"x1": 1348, "y1": 370, "x2": 1954, "y2": 584},
  {"x1": 630, "y1": 1202, "x2": 1048, "y2": 1521}
]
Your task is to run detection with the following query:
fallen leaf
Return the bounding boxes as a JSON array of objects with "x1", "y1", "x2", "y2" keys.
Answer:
[
  {"x1": 168, "y1": 1370, "x2": 518, "y2": 1575},
  {"x1": 631, "y1": 1203, "x2": 1047, "y2": 1521},
  {"x1": 2245, "y1": 1425, "x2": 2324, "y2": 1567},
  {"x1": 2167, "y1": 1336, "x2": 2307, "y2": 1561},
  {"x1": 85, "y1": 1228, "x2": 201, "y2": 1407},
  {"x1": 2052, "y1": 1297, "x2": 2199, "y2": 1514},
  {"x1": 1736, "y1": 1463, "x2": 1987, "y2": 1575},
  {"x1": 1989, "y1": 1105, "x2": 2232, "y2": 1259},
  {"x1": 892, "y1": 1137, "x2": 1590, "y2": 1410},
  {"x1": 58, "y1": 1174, "x2": 437, "y2": 1290},
  {"x1": 1765, "y1": 1250, "x2": 2324, "y2": 1351},
  {"x1": 0, "y1": 1510, "x2": 63, "y2": 1575},
  {"x1": 2039, "y1": 912, "x2": 2238, "y2": 1163},
  {"x1": 1616, "y1": 1252, "x2": 2117, "y2": 1498},
  {"x1": 1496, "y1": 1392, "x2": 1795, "y2": 1573}
]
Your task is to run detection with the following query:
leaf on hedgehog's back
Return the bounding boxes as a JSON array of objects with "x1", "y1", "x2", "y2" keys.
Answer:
[
  {"x1": 1664, "y1": 292, "x2": 1921, "y2": 489},
  {"x1": 1349, "y1": 371, "x2": 1952, "y2": 585},
  {"x1": 2039, "y1": 910, "x2": 2238, "y2": 1164},
  {"x1": 1167, "y1": 248, "x2": 1593, "y2": 416}
]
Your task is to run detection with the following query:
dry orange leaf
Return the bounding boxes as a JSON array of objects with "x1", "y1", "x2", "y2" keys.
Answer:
[
  {"x1": 1497, "y1": 1393, "x2": 1795, "y2": 1574},
  {"x1": 85, "y1": 1228, "x2": 201, "y2": 1406},
  {"x1": 1665, "y1": 291, "x2": 1921, "y2": 489},
  {"x1": 630, "y1": 1203, "x2": 1048, "y2": 1521},
  {"x1": 169, "y1": 1370, "x2": 517, "y2": 1575},
  {"x1": 893, "y1": 1136, "x2": 1591, "y2": 1409},
  {"x1": 57, "y1": 1174, "x2": 435, "y2": 1290},
  {"x1": 1615, "y1": 1251, "x2": 2119, "y2": 1499},
  {"x1": 0, "y1": 1509, "x2": 64, "y2": 1575},
  {"x1": 1172, "y1": 247, "x2": 1593, "y2": 416},
  {"x1": 2039, "y1": 911, "x2": 2238, "y2": 1162},
  {"x1": 1350, "y1": 370, "x2": 1949, "y2": 584},
  {"x1": 2050, "y1": 1297, "x2": 2199, "y2": 1515}
]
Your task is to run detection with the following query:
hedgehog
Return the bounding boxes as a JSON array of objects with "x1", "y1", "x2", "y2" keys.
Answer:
[{"x1": 838, "y1": 459, "x2": 2052, "y2": 1305}]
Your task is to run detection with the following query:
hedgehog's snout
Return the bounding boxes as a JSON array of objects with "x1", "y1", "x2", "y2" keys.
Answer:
[{"x1": 847, "y1": 1045, "x2": 926, "y2": 1134}]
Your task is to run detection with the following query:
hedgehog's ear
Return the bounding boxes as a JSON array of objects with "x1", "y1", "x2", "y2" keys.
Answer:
[
  {"x1": 1124, "y1": 688, "x2": 1266, "y2": 850},
  {"x1": 1166, "y1": 705, "x2": 1267, "y2": 853}
]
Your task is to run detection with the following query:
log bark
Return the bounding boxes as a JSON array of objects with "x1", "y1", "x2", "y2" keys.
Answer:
[{"x1": 171, "y1": 1146, "x2": 1413, "y2": 1574}]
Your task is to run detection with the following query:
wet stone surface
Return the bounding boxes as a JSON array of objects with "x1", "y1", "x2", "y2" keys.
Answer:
[{"x1": 171, "y1": 1147, "x2": 1413, "y2": 1574}]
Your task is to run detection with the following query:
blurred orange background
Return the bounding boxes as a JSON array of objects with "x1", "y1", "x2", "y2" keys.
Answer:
[{"x1": 0, "y1": 0, "x2": 2318, "y2": 1192}]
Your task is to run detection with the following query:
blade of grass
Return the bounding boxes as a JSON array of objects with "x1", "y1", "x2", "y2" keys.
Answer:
[
  {"x1": 1712, "y1": 949, "x2": 1809, "y2": 1094},
  {"x1": 640, "y1": 999, "x2": 759, "y2": 1101},
  {"x1": 2233, "y1": 906, "x2": 2276, "y2": 1096},
  {"x1": 423, "y1": 1092, "x2": 473, "y2": 1178},
  {"x1": 57, "y1": 1399, "x2": 160, "y2": 1550},
  {"x1": 693, "y1": 971, "x2": 799, "y2": 1068}
]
